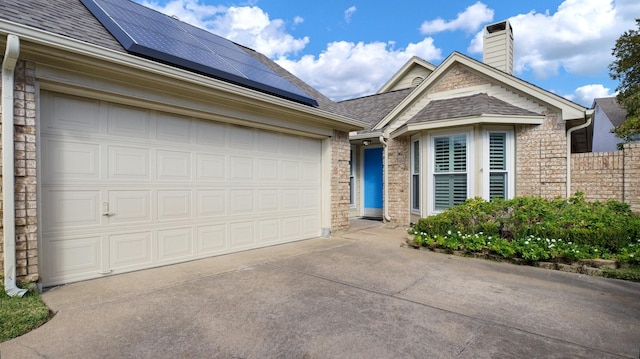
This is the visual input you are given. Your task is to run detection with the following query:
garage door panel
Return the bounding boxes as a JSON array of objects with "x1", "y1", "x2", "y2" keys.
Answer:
[
  {"x1": 157, "y1": 150, "x2": 191, "y2": 181},
  {"x1": 196, "y1": 120, "x2": 226, "y2": 147},
  {"x1": 230, "y1": 222, "x2": 255, "y2": 248},
  {"x1": 229, "y1": 125, "x2": 254, "y2": 150},
  {"x1": 257, "y1": 158, "x2": 278, "y2": 181},
  {"x1": 41, "y1": 93, "x2": 100, "y2": 133},
  {"x1": 197, "y1": 224, "x2": 228, "y2": 254},
  {"x1": 228, "y1": 189, "x2": 254, "y2": 215},
  {"x1": 108, "y1": 191, "x2": 151, "y2": 224},
  {"x1": 44, "y1": 236, "x2": 102, "y2": 283},
  {"x1": 281, "y1": 160, "x2": 300, "y2": 181},
  {"x1": 257, "y1": 190, "x2": 278, "y2": 211},
  {"x1": 229, "y1": 156, "x2": 254, "y2": 180},
  {"x1": 107, "y1": 103, "x2": 150, "y2": 139},
  {"x1": 43, "y1": 139, "x2": 101, "y2": 181},
  {"x1": 301, "y1": 162, "x2": 321, "y2": 182},
  {"x1": 302, "y1": 189, "x2": 321, "y2": 209},
  {"x1": 42, "y1": 91, "x2": 323, "y2": 286},
  {"x1": 282, "y1": 216, "x2": 301, "y2": 239},
  {"x1": 108, "y1": 146, "x2": 150, "y2": 180},
  {"x1": 257, "y1": 131, "x2": 280, "y2": 153},
  {"x1": 196, "y1": 153, "x2": 226, "y2": 181},
  {"x1": 282, "y1": 190, "x2": 301, "y2": 210},
  {"x1": 156, "y1": 113, "x2": 191, "y2": 143},
  {"x1": 157, "y1": 190, "x2": 192, "y2": 220},
  {"x1": 258, "y1": 219, "x2": 280, "y2": 244},
  {"x1": 109, "y1": 231, "x2": 152, "y2": 269},
  {"x1": 196, "y1": 190, "x2": 226, "y2": 217},
  {"x1": 302, "y1": 215, "x2": 321, "y2": 237},
  {"x1": 43, "y1": 190, "x2": 102, "y2": 229},
  {"x1": 158, "y1": 227, "x2": 193, "y2": 261}
]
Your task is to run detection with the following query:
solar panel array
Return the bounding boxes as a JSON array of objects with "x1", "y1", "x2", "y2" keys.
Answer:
[{"x1": 81, "y1": 0, "x2": 318, "y2": 106}]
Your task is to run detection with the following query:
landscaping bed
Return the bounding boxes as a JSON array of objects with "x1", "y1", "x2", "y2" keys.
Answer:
[{"x1": 406, "y1": 194, "x2": 640, "y2": 281}]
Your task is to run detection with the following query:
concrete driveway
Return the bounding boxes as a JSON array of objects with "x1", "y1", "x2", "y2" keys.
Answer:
[{"x1": 2, "y1": 220, "x2": 640, "y2": 358}]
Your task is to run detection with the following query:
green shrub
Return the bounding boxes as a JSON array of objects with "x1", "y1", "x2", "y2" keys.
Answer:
[{"x1": 412, "y1": 193, "x2": 640, "y2": 253}]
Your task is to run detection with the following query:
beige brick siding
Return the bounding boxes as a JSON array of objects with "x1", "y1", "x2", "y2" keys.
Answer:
[
  {"x1": 571, "y1": 151, "x2": 624, "y2": 202},
  {"x1": 430, "y1": 64, "x2": 491, "y2": 93},
  {"x1": 515, "y1": 109, "x2": 567, "y2": 199},
  {"x1": 623, "y1": 143, "x2": 640, "y2": 212},
  {"x1": 331, "y1": 130, "x2": 351, "y2": 232},
  {"x1": 0, "y1": 60, "x2": 39, "y2": 283},
  {"x1": 386, "y1": 136, "x2": 410, "y2": 225}
]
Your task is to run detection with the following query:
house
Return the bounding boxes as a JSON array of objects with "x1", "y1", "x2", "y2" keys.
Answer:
[
  {"x1": 591, "y1": 97, "x2": 627, "y2": 152},
  {"x1": 342, "y1": 20, "x2": 593, "y2": 225},
  {"x1": 0, "y1": 0, "x2": 364, "y2": 292}
]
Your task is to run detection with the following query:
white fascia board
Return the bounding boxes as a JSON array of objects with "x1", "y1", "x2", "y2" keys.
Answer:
[
  {"x1": 0, "y1": 19, "x2": 365, "y2": 131},
  {"x1": 390, "y1": 114, "x2": 544, "y2": 138},
  {"x1": 377, "y1": 57, "x2": 437, "y2": 94},
  {"x1": 349, "y1": 131, "x2": 382, "y2": 140}
]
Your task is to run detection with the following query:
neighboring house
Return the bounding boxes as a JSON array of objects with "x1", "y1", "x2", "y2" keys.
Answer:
[
  {"x1": 0, "y1": 0, "x2": 364, "y2": 290},
  {"x1": 341, "y1": 20, "x2": 593, "y2": 225},
  {"x1": 591, "y1": 97, "x2": 627, "y2": 152}
]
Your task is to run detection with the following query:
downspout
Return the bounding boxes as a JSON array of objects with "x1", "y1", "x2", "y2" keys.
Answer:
[
  {"x1": 566, "y1": 109, "x2": 594, "y2": 199},
  {"x1": 2, "y1": 34, "x2": 27, "y2": 297},
  {"x1": 378, "y1": 135, "x2": 392, "y2": 222}
]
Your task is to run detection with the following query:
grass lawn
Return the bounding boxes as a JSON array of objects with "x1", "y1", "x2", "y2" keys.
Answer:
[{"x1": 0, "y1": 280, "x2": 52, "y2": 342}]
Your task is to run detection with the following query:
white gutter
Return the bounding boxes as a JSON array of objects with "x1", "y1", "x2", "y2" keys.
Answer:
[
  {"x1": 566, "y1": 109, "x2": 594, "y2": 199},
  {"x1": 2, "y1": 34, "x2": 27, "y2": 297},
  {"x1": 378, "y1": 135, "x2": 392, "y2": 222}
]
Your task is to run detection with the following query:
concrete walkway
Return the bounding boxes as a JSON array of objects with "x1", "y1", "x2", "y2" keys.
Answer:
[{"x1": 2, "y1": 220, "x2": 640, "y2": 358}]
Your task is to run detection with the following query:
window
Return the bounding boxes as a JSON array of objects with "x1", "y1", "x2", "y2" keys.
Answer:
[
  {"x1": 349, "y1": 145, "x2": 356, "y2": 207},
  {"x1": 483, "y1": 130, "x2": 513, "y2": 201},
  {"x1": 411, "y1": 137, "x2": 420, "y2": 211},
  {"x1": 433, "y1": 134, "x2": 468, "y2": 211}
]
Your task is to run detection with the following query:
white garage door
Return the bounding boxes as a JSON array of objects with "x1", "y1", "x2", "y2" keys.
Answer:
[{"x1": 40, "y1": 91, "x2": 322, "y2": 286}]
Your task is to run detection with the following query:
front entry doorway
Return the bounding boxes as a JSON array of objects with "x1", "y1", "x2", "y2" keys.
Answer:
[{"x1": 363, "y1": 147, "x2": 383, "y2": 217}]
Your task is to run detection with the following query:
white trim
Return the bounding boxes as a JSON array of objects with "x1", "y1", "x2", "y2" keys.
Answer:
[
  {"x1": 482, "y1": 128, "x2": 515, "y2": 201},
  {"x1": 410, "y1": 134, "x2": 421, "y2": 213},
  {"x1": 349, "y1": 145, "x2": 356, "y2": 208},
  {"x1": 391, "y1": 114, "x2": 543, "y2": 138},
  {"x1": 426, "y1": 127, "x2": 474, "y2": 215}
]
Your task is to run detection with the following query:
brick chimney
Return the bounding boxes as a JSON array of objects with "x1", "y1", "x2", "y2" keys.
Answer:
[{"x1": 483, "y1": 20, "x2": 514, "y2": 75}]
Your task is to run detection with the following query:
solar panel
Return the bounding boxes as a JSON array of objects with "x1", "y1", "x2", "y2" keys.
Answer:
[{"x1": 81, "y1": 0, "x2": 318, "y2": 106}]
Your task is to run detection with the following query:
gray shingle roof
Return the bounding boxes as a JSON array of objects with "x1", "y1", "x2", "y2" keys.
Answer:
[
  {"x1": 407, "y1": 93, "x2": 541, "y2": 124},
  {"x1": 1, "y1": 0, "x2": 346, "y2": 114},
  {"x1": 337, "y1": 88, "x2": 414, "y2": 132},
  {"x1": 594, "y1": 97, "x2": 628, "y2": 127}
]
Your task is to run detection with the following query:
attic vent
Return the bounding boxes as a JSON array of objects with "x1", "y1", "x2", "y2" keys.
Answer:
[{"x1": 411, "y1": 76, "x2": 424, "y2": 87}]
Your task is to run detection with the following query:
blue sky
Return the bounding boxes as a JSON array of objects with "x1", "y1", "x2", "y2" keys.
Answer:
[{"x1": 137, "y1": 0, "x2": 640, "y2": 106}]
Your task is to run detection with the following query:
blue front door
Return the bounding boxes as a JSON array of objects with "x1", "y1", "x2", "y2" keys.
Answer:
[{"x1": 363, "y1": 147, "x2": 383, "y2": 217}]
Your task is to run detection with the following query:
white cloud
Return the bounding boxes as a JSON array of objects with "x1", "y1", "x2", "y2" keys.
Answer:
[
  {"x1": 565, "y1": 84, "x2": 614, "y2": 106},
  {"x1": 277, "y1": 38, "x2": 442, "y2": 100},
  {"x1": 344, "y1": 6, "x2": 357, "y2": 23},
  {"x1": 420, "y1": 2, "x2": 494, "y2": 34},
  {"x1": 138, "y1": 0, "x2": 308, "y2": 58},
  {"x1": 468, "y1": 0, "x2": 635, "y2": 79}
]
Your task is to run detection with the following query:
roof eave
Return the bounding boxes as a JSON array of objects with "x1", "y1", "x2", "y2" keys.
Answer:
[
  {"x1": 0, "y1": 19, "x2": 365, "y2": 132},
  {"x1": 390, "y1": 114, "x2": 545, "y2": 138}
]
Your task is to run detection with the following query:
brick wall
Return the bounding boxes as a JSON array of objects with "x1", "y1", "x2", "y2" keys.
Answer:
[
  {"x1": 0, "y1": 60, "x2": 39, "y2": 283},
  {"x1": 331, "y1": 130, "x2": 351, "y2": 232},
  {"x1": 430, "y1": 64, "x2": 490, "y2": 93},
  {"x1": 516, "y1": 109, "x2": 567, "y2": 199},
  {"x1": 386, "y1": 136, "x2": 410, "y2": 225},
  {"x1": 570, "y1": 143, "x2": 640, "y2": 212},
  {"x1": 571, "y1": 151, "x2": 624, "y2": 202}
]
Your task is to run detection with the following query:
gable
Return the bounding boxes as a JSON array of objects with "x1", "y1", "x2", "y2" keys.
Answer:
[
  {"x1": 377, "y1": 57, "x2": 436, "y2": 93},
  {"x1": 430, "y1": 64, "x2": 491, "y2": 94}
]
